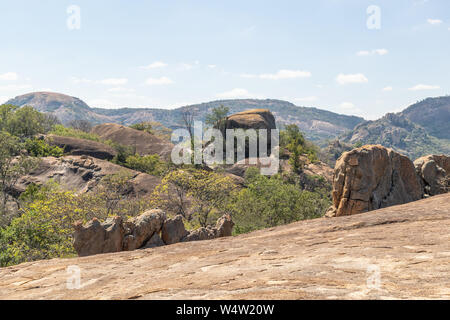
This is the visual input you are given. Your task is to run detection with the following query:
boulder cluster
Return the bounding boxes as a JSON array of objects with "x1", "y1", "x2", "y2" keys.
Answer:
[
  {"x1": 326, "y1": 145, "x2": 449, "y2": 217},
  {"x1": 73, "y1": 210, "x2": 234, "y2": 257}
]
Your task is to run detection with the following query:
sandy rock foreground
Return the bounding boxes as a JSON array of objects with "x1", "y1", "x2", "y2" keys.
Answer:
[{"x1": 0, "y1": 193, "x2": 449, "y2": 300}]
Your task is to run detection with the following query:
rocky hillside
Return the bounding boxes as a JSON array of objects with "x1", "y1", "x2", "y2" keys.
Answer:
[
  {"x1": 400, "y1": 96, "x2": 450, "y2": 140},
  {"x1": 0, "y1": 193, "x2": 448, "y2": 299},
  {"x1": 341, "y1": 97, "x2": 450, "y2": 160},
  {"x1": 5, "y1": 92, "x2": 364, "y2": 142}
]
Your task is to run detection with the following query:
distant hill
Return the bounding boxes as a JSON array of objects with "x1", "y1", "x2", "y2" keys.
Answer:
[
  {"x1": 400, "y1": 96, "x2": 450, "y2": 140},
  {"x1": 341, "y1": 96, "x2": 450, "y2": 160},
  {"x1": 5, "y1": 92, "x2": 365, "y2": 142}
]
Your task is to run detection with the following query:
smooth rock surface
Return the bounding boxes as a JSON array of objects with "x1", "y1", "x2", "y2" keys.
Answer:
[
  {"x1": 0, "y1": 194, "x2": 449, "y2": 300},
  {"x1": 91, "y1": 123, "x2": 173, "y2": 160},
  {"x1": 45, "y1": 134, "x2": 117, "y2": 160}
]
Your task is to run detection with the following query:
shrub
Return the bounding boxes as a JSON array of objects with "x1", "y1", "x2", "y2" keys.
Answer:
[
  {"x1": 50, "y1": 124, "x2": 102, "y2": 142},
  {"x1": 125, "y1": 154, "x2": 164, "y2": 176},
  {"x1": 0, "y1": 177, "x2": 154, "y2": 267},
  {"x1": 130, "y1": 122, "x2": 153, "y2": 134},
  {"x1": 229, "y1": 168, "x2": 330, "y2": 234},
  {"x1": 24, "y1": 138, "x2": 64, "y2": 157},
  {"x1": 152, "y1": 169, "x2": 236, "y2": 227}
]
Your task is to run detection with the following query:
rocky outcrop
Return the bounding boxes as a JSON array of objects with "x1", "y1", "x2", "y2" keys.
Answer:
[
  {"x1": 3, "y1": 193, "x2": 449, "y2": 300},
  {"x1": 183, "y1": 214, "x2": 234, "y2": 242},
  {"x1": 414, "y1": 155, "x2": 450, "y2": 196},
  {"x1": 72, "y1": 212, "x2": 234, "y2": 257},
  {"x1": 45, "y1": 134, "x2": 117, "y2": 160},
  {"x1": 223, "y1": 109, "x2": 277, "y2": 159},
  {"x1": 122, "y1": 210, "x2": 166, "y2": 251},
  {"x1": 73, "y1": 216, "x2": 124, "y2": 257},
  {"x1": 91, "y1": 123, "x2": 173, "y2": 160},
  {"x1": 161, "y1": 215, "x2": 189, "y2": 245},
  {"x1": 327, "y1": 145, "x2": 423, "y2": 217},
  {"x1": 225, "y1": 109, "x2": 276, "y2": 131},
  {"x1": 12, "y1": 155, "x2": 162, "y2": 197}
]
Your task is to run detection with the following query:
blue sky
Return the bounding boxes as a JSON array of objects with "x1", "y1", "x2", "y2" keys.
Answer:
[{"x1": 0, "y1": 0, "x2": 449, "y2": 119}]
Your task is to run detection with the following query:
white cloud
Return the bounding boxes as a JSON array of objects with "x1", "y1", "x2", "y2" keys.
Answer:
[
  {"x1": 179, "y1": 61, "x2": 200, "y2": 71},
  {"x1": 382, "y1": 86, "x2": 393, "y2": 91},
  {"x1": 107, "y1": 87, "x2": 135, "y2": 93},
  {"x1": 208, "y1": 65, "x2": 217, "y2": 69},
  {"x1": 87, "y1": 99, "x2": 120, "y2": 108},
  {"x1": 292, "y1": 96, "x2": 318, "y2": 103},
  {"x1": 145, "y1": 77, "x2": 174, "y2": 86},
  {"x1": 339, "y1": 102, "x2": 362, "y2": 114},
  {"x1": 140, "y1": 61, "x2": 167, "y2": 69},
  {"x1": 70, "y1": 77, "x2": 93, "y2": 84},
  {"x1": 0, "y1": 72, "x2": 18, "y2": 81},
  {"x1": 241, "y1": 69, "x2": 311, "y2": 80},
  {"x1": 356, "y1": 49, "x2": 388, "y2": 56},
  {"x1": 71, "y1": 77, "x2": 128, "y2": 86},
  {"x1": 408, "y1": 84, "x2": 440, "y2": 91},
  {"x1": 260, "y1": 69, "x2": 311, "y2": 80},
  {"x1": 0, "y1": 84, "x2": 32, "y2": 91},
  {"x1": 374, "y1": 49, "x2": 388, "y2": 55},
  {"x1": 427, "y1": 19, "x2": 442, "y2": 25},
  {"x1": 356, "y1": 50, "x2": 371, "y2": 56},
  {"x1": 336, "y1": 73, "x2": 368, "y2": 85},
  {"x1": 98, "y1": 78, "x2": 128, "y2": 85},
  {"x1": 216, "y1": 88, "x2": 257, "y2": 99},
  {"x1": 240, "y1": 73, "x2": 257, "y2": 79}
]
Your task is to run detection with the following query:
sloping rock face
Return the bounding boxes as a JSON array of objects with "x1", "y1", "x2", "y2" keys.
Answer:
[
  {"x1": 45, "y1": 134, "x2": 117, "y2": 160},
  {"x1": 414, "y1": 155, "x2": 450, "y2": 196},
  {"x1": 327, "y1": 145, "x2": 423, "y2": 217},
  {"x1": 91, "y1": 123, "x2": 173, "y2": 160},
  {"x1": 1, "y1": 194, "x2": 449, "y2": 300},
  {"x1": 11, "y1": 156, "x2": 161, "y2": 197},
  {"x1": 72, "y1": 212, "x2": 234, "y2": 257}
]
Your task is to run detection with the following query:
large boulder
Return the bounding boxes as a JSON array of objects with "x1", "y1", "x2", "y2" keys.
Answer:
[
  {"x1": 223, "y1": 109, "x2": 277, "y2": 159},
  {"x1": 73, "y1": 216, "x2": 124, "y2": 257},
  {"x1": 414, "y1": 155, "x2": 450, "y2": 196},
  {"x1": 122, "y1": 209, "x2": 166, "y2": 251},
  {"x1": 225, "y1": 109, "x2": 276, "y2": 131},
  {"x1": 326, "y1": 145, "x2": 423, "y2": 217},
  {"x1": 214, "y1": 214, "x2": 234, "y2": 237},
  {"x1": 91, "y1": 123, "x2": 173, "y2": 160},
  {"x1": 161, "y1": 215, "x2": 189, "y2": 245},
  {"x1": 45, "y1": 134, "x2": 117, "y2": 160}
]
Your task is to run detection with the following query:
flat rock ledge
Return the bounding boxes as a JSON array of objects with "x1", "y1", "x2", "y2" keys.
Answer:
[{"x1": 0, "y1": 193, "x2": 449, "y2": 300}]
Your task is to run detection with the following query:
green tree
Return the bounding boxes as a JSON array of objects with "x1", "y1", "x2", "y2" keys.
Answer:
[
  {"x1": 152, "y1": 169, "x2": 236, "y2": 227},
  {"x1": 229, "y1": 168, "x2": 329, "y2": 234},
  {"x1": 125, "y1": 154, "x2": 164, "y2": 176},
  {"x1": 0, "y1": 132, "x2": 40, "y2": 218},
  {"x1": 24, "y1": 138, "x2": 64, "y2": 157},
  {"x1": 130, "y1": 122, "x2": 153, "y2": 134},
  {"x1": 205, "y1": 105, "x2": 229, "y2": 130},
  {"x1": 280, "y1": 124, "x2": 318, "y2": 172}
]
